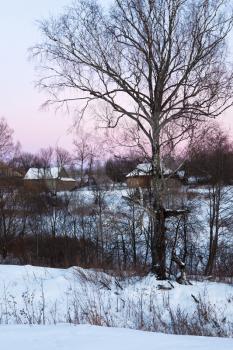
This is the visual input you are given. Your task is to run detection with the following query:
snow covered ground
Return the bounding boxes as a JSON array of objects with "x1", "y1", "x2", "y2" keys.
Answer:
[
  {"x1": 0, "y1": 264, "x2": 233, "y2": 347},
  {"x1": 1, "y1": 324, "x2": 233, "y2": 350},
  {"x1": 0, "y1": 264, "x2": 232, "y2": 336}
]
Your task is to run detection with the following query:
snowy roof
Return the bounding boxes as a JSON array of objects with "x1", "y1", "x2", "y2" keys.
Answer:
[
  {"x1": 24, "y1": 167, "x2": 75, "y2": 181},
  {"x1": 126, "y1": 163, "x2": 185, "y2": 179},
  {"x1": 24, "y1": 167, "x2": 60, "y2": 180},
  {"x1": 176, "y1": 170, "x2": 185, "y2": 179},
  {"x1": 126, "y1": 163, "x2": 174, "y2": 178},
  {"x1": 126, "y1": 163, "x2": 152, "y2": 178},
  {"x1": 60, "y1": 177, "x2": 76, "y2": 182},
  {"x1": 187, "y1": 175, "x2": 209, "y2": 184}
]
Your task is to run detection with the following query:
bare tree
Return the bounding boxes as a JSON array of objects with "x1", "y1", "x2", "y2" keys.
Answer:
[
  {"x1": 10, "y1": 151, "x2": 36, "y2": 173},
  {"x1": 55, "y1": 147, "x2": 72, "y2": 169},
  {"x1": 34, "y1": 147, "x2": 53, "y2": 169},
  {"x1": 187, "y1": 124, "x2": 233, "y2": 276},
  {"x1": 32, "y1": 0, "x2": 233, "y2": 279},
  {"x1": 73, "y1": 132, "x2": 101, "y2": 186},
  {"x1": 0, "y1": 118, "x2": 15, "y2": 160},
  {"x1": 73, "y1": 135, "x2": 94, "y2": 185}
]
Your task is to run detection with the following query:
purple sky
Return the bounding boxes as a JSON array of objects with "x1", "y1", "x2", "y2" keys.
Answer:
[{"x1": 0, "y1": 0, "x2": 232, "y2": 153}]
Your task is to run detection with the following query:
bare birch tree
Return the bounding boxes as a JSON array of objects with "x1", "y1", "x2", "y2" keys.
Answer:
[{"x1": 32, "y1": 0, "x2": 233, "y2": 279}]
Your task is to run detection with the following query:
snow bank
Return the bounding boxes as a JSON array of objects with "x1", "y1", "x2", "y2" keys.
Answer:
[
  {"x1": 0, "y1": 264, "x2": 233, "y2": 336},
  {"x1": 1, "y1": 324, "x2": 233, "y2": 350}
]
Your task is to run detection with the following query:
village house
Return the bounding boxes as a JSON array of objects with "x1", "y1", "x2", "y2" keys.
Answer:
[
  {"x1": 126, "y1": 163, "x2": 186, "y2": 188},
  {"x1": 24, "y1": 167, "x2": 76, "y2": 192},
  {"x1": 126, "y1": 163, "x2": 187, "y2": 209}
]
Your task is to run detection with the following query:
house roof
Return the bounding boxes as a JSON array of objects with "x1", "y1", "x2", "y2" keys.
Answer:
[
  {"x1": 24, "y1": 167, "x2": 75, "y2": 181},
  {"x1": 24, "y1": 167, "x2": 60, "y2": 180},
  {"x1": 126, "y1": 163, "x2": 152, "y2": 178},
  {"x1": 126, "y1": 163, "x2": 185, "y2": 179},
  {"x1": 59, "y1": 177, "x2": 76, "y2": 182}
]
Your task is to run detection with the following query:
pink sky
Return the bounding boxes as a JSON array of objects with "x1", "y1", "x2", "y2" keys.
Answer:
[
  {"x1": 0, "y1": 0, "x2": 233, "y2": 153},
  {"x1": 0, "y1": 0, "x2": 112, "y2": 153},
  {"x1": 0, "y1": 0, "x2": 78, "y2": 152}
]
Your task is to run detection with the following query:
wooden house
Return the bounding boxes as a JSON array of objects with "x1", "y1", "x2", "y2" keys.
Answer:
[
  {"x1": 24, "y1": 167, "x2": 76, "y2": 193},
  {"x1": 126, "y1": 163, "x2": 185, "y2": 188},
  {"x1": 126, "y1": 163, "x2": 152, "y2": 188},
  {"x1": 126, "y1": 163, "x2": 187, "y2": 209}
]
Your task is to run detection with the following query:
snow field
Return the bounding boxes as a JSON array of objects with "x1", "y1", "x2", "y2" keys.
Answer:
[{"x1": 1, "y1": 324, "x2": 233, "y2": 350}]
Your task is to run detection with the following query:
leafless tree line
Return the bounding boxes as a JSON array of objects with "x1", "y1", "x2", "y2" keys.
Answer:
[
  {"x1": 0, "y1": 112, "x2": 233, "y2": 281},
  {"x1": 31, "y1": 0, "x2": 233, "y2": 280}
]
